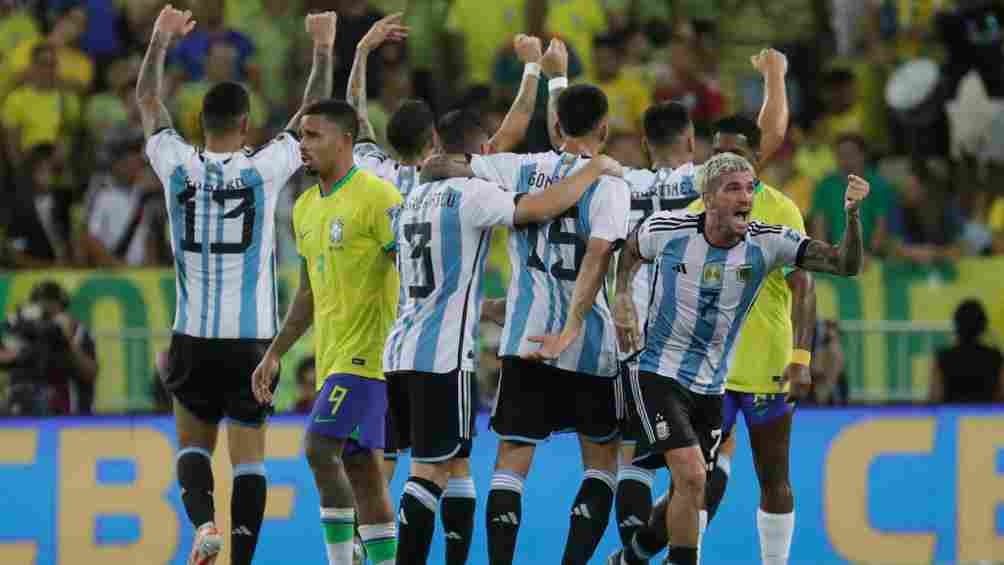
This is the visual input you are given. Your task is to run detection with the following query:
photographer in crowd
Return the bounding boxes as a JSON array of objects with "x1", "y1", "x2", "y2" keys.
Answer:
[{"x1": 0, "y1": 281, "x2": 97, "y2": 415}]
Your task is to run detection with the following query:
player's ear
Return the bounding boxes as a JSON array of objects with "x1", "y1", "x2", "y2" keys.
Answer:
[
  {"x1": 239, "y1": 114, "x2": 250, "y2": 136},
  {"x1": 641, "y1": 136, "x2": 650, "y2": 161}
]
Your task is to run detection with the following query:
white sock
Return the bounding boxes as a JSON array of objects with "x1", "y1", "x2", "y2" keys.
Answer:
[
  {"x1": 320, "y1": 507, "x2": 355, "y2": 565},
  {"x1": 697, "y1": 509, "x2": 708, "y2": 563},
  {"x1": 757, "y1": 509, "x2": 794, "y2": 565}
]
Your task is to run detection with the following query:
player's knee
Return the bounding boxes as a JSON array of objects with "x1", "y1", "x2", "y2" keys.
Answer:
[
  {"x1": 672, "y1": 458, "x2": 706, "y2": 502},
  {"x1": 447, "y1": 457, "x2": 471, "y2": 478},
  {"x1": 760, "y1": 480, "x2": 793, "y2": 508},
  {"x1": 304, "y1": 436, "x2": 343, "y2": 471}
]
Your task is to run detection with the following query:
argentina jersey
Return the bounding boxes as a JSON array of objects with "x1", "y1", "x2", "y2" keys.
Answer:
[
  {"x1": 383, "y1": 177, "x2": 517, "y2": 374},
  {"x1": 471, "y1": 151, "x2": 630, "y2": 377},
  {"x1": 146, "y1": 128, "x2": 302, "y2": 340},
  {"x1": 353, "y1": 141, "x2": 420, "y2": 196},
  {"x1": 636, "y1": 211, "x2": 808, "y2": 394},
  {"x1": 623, "y1": 163, "x2": 701, "y2": 340}
]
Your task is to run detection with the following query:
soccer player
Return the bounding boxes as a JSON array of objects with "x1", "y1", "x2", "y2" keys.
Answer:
[
  {"x1": 137, "y1": 5, "x2": 334, "y2": 564},
  {"x1": 251, "y1": 100, "x2": 401, "y2": 565},
  {"x1": 608, "y1": 152, "x2": 868, "y2": 565},
  {"x1": 386, "y1": 109, "x2": 623, "y2": 565},
  {"x1": 347, "y1": 18, "x2": 544, "y2": 196}
]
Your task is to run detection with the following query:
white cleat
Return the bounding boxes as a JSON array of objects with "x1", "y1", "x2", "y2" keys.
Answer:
[{"x1": 187, "y1": 523, "x2": 223, "y2": 565}]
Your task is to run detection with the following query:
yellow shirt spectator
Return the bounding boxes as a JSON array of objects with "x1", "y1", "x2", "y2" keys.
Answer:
[
  {"x1": 989, "y1": 197, "x2": 1004, "y2": 233},
  {"x1": 1, "y1": 85, "x2": 81, "y2": 151},
  {"x1": 1, "y1": 38, "x2": 93, "y2": 97},
  {"x1": 596, "y1": 73, "x2": 651, "y2": 135},
  {"x1": 174, "y1": 82, "x2": 268, "y2": 145},
  {"x1": 446, "y1": 0, "x2": 525, "y2": 85},
  {"x1": 546, "y1": 0, "x2": 607, "y2": 78}
]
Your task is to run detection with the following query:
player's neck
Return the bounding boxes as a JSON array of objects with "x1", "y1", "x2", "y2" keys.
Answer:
[
  {"x1": 703, "y1": 216, "x2": 741, "y2": 248},
  {"x1": 204, "y1": 133, "x2": 244, "y2": 154},
  {"x1": 651, "y1": 151, "x2": 692, "y2": 170},
  {"x1": 319, "y1": 160, "x2": 357, "y2": 193},
  {"x1": 562, "y1": 138, "x2": 601, "y2": 158}
]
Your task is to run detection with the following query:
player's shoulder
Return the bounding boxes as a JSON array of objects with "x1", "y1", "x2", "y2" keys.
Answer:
[
  {"x1": 146, "y1": 127, "x2": 194, "y2": 157},
  {"x1": 747, "y1": 220, "x2": 788, "y2": 239},
  {"x1": 293, "y1": 184, "x2": 321, "y2": 211},
  {"x1": 646, "y1": 210, "x2": 701, "y2": 231},
  {"x1": 624, "y1": 166, "x2": 655, "y2": 187}
]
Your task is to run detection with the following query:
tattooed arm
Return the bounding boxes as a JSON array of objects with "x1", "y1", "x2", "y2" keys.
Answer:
[
  {"x1": 347, "y1": 14, "x2": 408, "y2": 142},
  {"x1": 136, "y1": 6, "x2": 195, "y2": 138},
  {"x1": 488, "y1": 34, "x2": 543, "y2": 153},
  {"x1": 796, "y1": 175, "x2": 869, "y2": 276},
  {"x1": 284, "y1": 12, "x2": 337, "y2": 132}
]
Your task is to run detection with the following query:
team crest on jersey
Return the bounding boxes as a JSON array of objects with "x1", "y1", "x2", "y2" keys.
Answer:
[
  {"x1": 329, "y1": 218, "x2": 344, "y2": 246},
  {"x1": 701, "y1": 263, "x2": 725, "y2": 288}
]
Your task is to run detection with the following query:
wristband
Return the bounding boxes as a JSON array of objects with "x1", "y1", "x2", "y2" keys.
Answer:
[
  {"x1": 548, "y1": 76, "x2": 568, "y2": 91},
  {"x1": 523, "y1": 62, "x2": 541, "y2": 79},
  {"x1": 791, "y1": 348, "x2": 812, "y2": 366}
]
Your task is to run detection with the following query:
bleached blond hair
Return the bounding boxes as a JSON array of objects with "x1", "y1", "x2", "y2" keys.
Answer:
[{"x1": 697, "y1": 152, "x2": 754, "y2": 195}]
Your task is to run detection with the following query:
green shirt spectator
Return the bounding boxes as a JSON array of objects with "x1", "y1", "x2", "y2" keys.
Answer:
[{"x1": 811, "y1": 168, "x2": 894, "y2": 252}]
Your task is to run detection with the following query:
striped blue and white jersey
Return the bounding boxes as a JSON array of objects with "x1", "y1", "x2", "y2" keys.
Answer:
[
  {"x1": 623, "y1": 163, "x2": 701, "y2": 341},
  {"x1": 146, "y1": 128, "x2": 301, "y2": 340},
  {"x1": 353, "y1": 141, "x2": 421, "y2": 196},
  {"x1": 383, "y1": 177, "x2": 516, "y2": 374},
  {"x1": 636, "y1": 211, "x2": 808, "y2": 394},
  {"x1": 472, "y1": 151, "x2": 630, "y2": 378}
]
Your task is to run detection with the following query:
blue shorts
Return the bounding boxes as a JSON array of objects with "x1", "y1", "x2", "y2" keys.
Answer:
[
  {"x1": 307, "y1": 374, "x2": 387, "y2": 457},
  {"x1": 722, "y1": 390, "x2": 794, "y2": 438}
]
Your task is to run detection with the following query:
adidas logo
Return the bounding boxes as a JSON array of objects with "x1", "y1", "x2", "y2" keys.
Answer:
[
  {"x1": 619, "y1": 516, "x2": 645, "y2": 528},
  {"x1": 491, "y1": 512, "x2": 519, "y2": 525},
  {"x1": 398, "y1": 509, "x2": 408, "y2": 526},
  {"x1": 232, "y1": 525, "x2": 253, "y2": 536},
  {"x1": 445, "y1": 531, "x2": 463, "y2": 540},
  {"x1": 571, "y1": 504, "x2": 592, "y2": 520}
]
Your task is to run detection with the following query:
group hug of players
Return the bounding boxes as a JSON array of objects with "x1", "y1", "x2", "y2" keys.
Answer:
[{"x1": 138, "y1": 7, "x2": 869, "y2": 565}]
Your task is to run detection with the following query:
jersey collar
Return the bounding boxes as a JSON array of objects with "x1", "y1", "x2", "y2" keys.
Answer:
[{"x1": 321, "y1": 166, "x2": 359, "y2": 197}]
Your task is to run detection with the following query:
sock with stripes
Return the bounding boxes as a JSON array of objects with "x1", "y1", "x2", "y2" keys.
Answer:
[
  {"x1": 231, "y1": 462, "x2": 267, "y2": 565},
  {"x1": 359, "y1": 522, "x2": 397, "y2": 565},
  {"x1": 706, "y1": 454, "x2": 731, "y2": 523},
  {"x1": 397, "y1": 477, "x2": 442, "y2": 564},
  {"x1": 615, "y1": 465, "x2": 654, "y2": 548},
  {"x1": 441, "y1": 476, "x2": 476, "y2": 565},
  {"x1": 320, "y1": 507, "x2": 355, "y2": 565},
  {"x1": 177, "y1": 447, "x2": 215, "y2": 529},
  {"x1": 486, "y1": 471, "x2": 524, "y2": 565},
  {"x1": 561, "y1": 469, "x2": 616, "y2": 565}
]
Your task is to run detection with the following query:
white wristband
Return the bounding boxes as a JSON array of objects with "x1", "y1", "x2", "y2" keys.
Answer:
[
  {"x1": 523, "y1": 62, "x2": 541, "y2": 79},
  {"x1": 548, "y1": 76, "x2": 568, "y2": 91}
]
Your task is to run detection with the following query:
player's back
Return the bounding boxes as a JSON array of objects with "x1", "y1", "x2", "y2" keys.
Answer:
[
  {"x1": 472, "y1": 151, "x2": 630, "y2": 377},
  {"x1": 384, "y1": 176, "x2": 516, "y2": 374},
  {"x1": 688, "y1": 182, "x2": 807, "y2": 390},
  {"x1": 636, "y1": 210, "x2": 806, "y2": 394},
  {"x1": 145, "y1": 128, "x2": 301, "y2": 340},
  {"x1": 353, "y1": 141, "x2": 421, "y2": 196}
]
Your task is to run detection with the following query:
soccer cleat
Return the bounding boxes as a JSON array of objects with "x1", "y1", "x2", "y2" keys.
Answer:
[
  {"x1": 187, "y1": 523, "x2": 222, "y2": 565},
  {"x1": 607, "y1": 549, "x2": 625, "y2": 565}
]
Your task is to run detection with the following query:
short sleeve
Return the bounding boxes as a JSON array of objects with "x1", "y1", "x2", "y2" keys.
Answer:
[
  {"x1": 353, "y1": 141, "x2": 391, "y2": 175},
  {"x1": 464, "y1": 179, "x2": 517, "y2": 229},
  {"x1": 145, "y1": 128, "x2": 196, "y2": 182},
  {"x1": 587, "y1": 177, "x2": 630, "y2": 243},
  {"x1": 292, "y1": 192, "x2": 311, "y2": 258},
  {"x1": 249, "y1": 131, "x2": 302, "y2": 187},
  {"x1": 637, "y1": 212, "x2": 675, "y2": 261},
  {"x1": 763, "y1": 226, "x2": 810, "y2": 271},
  {"x1": 471, "y1": 153, "x2": 527, "y2": 191},
  {"x1": 368, "y1": 179, "x2": 404, "y2": 252}
]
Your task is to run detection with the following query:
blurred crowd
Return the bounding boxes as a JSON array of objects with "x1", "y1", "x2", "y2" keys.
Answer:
[{"x1": 0, "y1": 0, "x2": 1003, "y2": 272}]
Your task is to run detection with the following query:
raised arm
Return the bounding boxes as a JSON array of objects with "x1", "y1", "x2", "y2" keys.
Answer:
[
  {"x1": 513, "y1": 155, "x2": 622, "y2": 225},
  {"x1": 252, "y1": 260, "x2": 314, "y2": 403},
  {"x1": 525, "y1": 237, "x2": 617, "y2": 360},
  {"x1": 347, "y1": 13, "x2": 409, "y2": 142},
  {"x1": 753, "y1": 48, "x2": 789, "y2": 167},
  {"x1": 284, "y1": 11, "x2": 337, "y2": 132},
  {"x1": 540, "y1": 38, "x2": 569, "y2": 151},
  {"x1": 488, "y1": 34, "x2": 544, "y2": 153},
  {"x1": 136, "y1": 5, "x2": 196, "y2": 138},
  {"x1": 797, "y1": 175, "x2": 869, "y2": 276},
  {"x1": 613, "y1": 232, "x2": 645, "y2": 354}
]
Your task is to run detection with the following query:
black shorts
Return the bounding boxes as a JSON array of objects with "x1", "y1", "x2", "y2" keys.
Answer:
[
  {"x1": 383, "y1": 371, "x2": 407, "y2": 460},
  {"x1": 630, "y1": 371, "x2": 723, "y2": 471},
  {"x1": 490, "y1": 357, "x2": 621, "y2": 444},
  {"x1": 387, "y1": 369, "x2": 476, "y2": 462},
  {"x1": 164, "y1": 333, "x2": 276, "y2": 427},
  {"x1": 620, "y1": 361, "x2": 644, "y2": 445}
]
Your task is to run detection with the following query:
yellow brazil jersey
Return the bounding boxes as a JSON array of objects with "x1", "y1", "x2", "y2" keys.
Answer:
[
  {"x1": 293, "y1": 167, "x2": 402, "y2": 385},
  {"x1": 688, "y1": 182, "x2": 807, "y2": 392}
]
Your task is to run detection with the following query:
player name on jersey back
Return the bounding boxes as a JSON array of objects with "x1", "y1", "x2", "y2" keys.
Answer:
[
  {"x1": 145, "y1": 128, "x2": 302, "y2": 340},
  {"x1": 384, "y1": 176, "x2": 517, "y2": 374},
  {"x1": 636, "y1": 211, "x2": 808, "y2": 395},
  {"x1": 471, "y1": 151, "x2": 630, "y2": 377}
]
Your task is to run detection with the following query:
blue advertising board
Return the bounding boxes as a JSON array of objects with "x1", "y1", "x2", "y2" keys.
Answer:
[{"x1": 0, "y1": 406, "x2": 1001, "y2": 564}]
